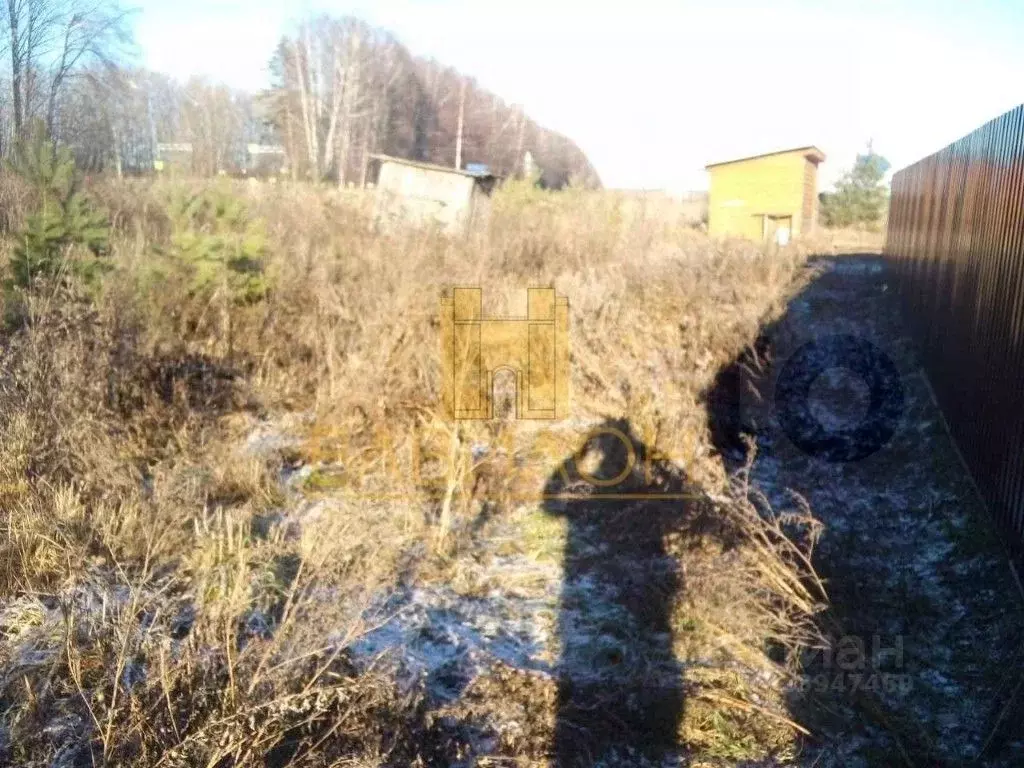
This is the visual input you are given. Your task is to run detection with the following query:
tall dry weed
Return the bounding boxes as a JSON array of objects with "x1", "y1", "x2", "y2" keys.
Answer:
[{"x1": 0, "y1": 176, "x2": 836, "y2": 764}]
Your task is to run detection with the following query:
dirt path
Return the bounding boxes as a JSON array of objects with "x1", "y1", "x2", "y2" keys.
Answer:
[{"x1": 730, "y1": 254, "x2": 1024, "y2": 766}]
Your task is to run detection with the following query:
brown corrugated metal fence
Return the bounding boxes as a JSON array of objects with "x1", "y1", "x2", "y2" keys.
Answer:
[{"x1": 885, "y1": 104, "x2": 1024, "y2": 554}]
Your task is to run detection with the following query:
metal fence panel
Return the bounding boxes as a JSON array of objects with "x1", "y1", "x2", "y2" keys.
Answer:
[{"x1": 886, "y1": 104, "x2": 1024, "y2": 553}]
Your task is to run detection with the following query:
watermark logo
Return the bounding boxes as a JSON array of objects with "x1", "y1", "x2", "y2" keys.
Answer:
[
  {"x1": 441, "y1": 287, "x2": 569, "y2": 420},
  {"x1": 774, "y1": 334, "x2": 904, "y2": 462},
  {"x1": 797, "y1": 634, "x2": 912, "y2": 696},
  {"x1": 727, "y1": 333, "x2": 905, "y2": 464}
]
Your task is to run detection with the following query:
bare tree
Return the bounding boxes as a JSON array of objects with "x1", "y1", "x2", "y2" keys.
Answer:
[
  {"x1": 269, "y1": 17, "x2": 411, "y2": 185},
  {"x1": 358, "y1": 34, "x2": 404, "y2": 184},
  {"x1": 46, "y1": 1, "x2": 130, "y2": 136},
  {"x1": 2, "y1": 0, "x2": 129, "y2": 143},
  {"x1": 6, "y1": 0, "x2": 53, "y2": 136}
]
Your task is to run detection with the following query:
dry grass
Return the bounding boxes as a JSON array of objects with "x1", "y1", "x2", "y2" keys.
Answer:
[
  {"x1": 801, "y1": 225, "x2": 885, "y2": 255},
  {"x1": 0, "y1": 173, "x2": 843, "y2": 765}
]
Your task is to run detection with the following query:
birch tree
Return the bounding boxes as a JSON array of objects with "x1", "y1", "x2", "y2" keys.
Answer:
[{"x1": 268, "y1": 16, "x2": 403, "y2": 185}]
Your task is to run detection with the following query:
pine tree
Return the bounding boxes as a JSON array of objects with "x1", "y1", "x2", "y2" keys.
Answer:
[
  {"x1": 139, "y1": 184, "x2": 272, "y2": 359},
  {"x1": 8, "y1": 121, "x2": 110, "y2": 289},
  {"x1": 162, "y1": 185, "x2": 270, "y2": 306},
  {"x1": 820, "y1": 143, "x2": 891, "y2": 228}
]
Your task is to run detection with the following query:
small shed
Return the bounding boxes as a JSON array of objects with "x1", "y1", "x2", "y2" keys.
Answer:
[
  {"x1": 368, "y1": 154, "x2": 500, "y2": 233},
  {"x1": 705, "y1": 146, "x2": 825, "y2": 244}
]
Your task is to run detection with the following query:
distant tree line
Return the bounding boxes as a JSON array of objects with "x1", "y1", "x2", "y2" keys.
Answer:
[
  {"x1": 264, "y1": 16, "x2": 599, "y2": 188},
  {"x1": 0, "y1": 7, "x2": 600, "y2": 187}
]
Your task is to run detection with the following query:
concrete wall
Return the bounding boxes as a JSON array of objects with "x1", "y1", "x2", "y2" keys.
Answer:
[
  {"x1": 375, "y1": 162, "x2": 478, "y2": 233},
  {"x1": 707, "y1": 150, "x2": 819, "y2": 241}
]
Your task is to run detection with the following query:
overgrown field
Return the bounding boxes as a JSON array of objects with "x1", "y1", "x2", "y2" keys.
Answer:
[{"x1": 0, "y1": 155, "x2": 842, "y2": 765}]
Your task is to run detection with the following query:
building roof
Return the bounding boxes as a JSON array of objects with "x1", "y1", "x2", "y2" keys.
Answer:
[
  {"x1": 705, "y1": 145, "x2": 826, "y2": 170},
  {"x1": 369, "y1": 153, "x2": 501, "y2": 180}
]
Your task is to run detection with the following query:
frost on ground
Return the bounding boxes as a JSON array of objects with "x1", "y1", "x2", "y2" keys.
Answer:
[
  {"x1": 262, "y1": 417, "x2": 817, "y2": 766},
  {"x1": 227, "y1": 255, "x2": 1024, "y2": 767},
  {"x1": 729, "y1": 255, "x2": 1024, "y2": 766},
  {"x1": 349, "y1": 550, "x2": 561, "y2": 699}
]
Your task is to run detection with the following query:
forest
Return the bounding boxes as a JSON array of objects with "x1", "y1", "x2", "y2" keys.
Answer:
[{"x1": 0, "y1": 3, "x2": 600, "y2": 188}]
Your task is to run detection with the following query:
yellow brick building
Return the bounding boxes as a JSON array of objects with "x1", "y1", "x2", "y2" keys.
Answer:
[{"x1": 705, "y1": 146, "x2": 825, "y2": 244}]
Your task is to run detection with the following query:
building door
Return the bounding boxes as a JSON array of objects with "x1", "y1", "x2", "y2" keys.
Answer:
[{"x1": 763, "y1": 215, "x2": 792, "y2": 246}]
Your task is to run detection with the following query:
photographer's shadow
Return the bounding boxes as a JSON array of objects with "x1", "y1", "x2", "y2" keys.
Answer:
[{"x1": 542, "y1": 419, "x2": 715, "y2": 766}]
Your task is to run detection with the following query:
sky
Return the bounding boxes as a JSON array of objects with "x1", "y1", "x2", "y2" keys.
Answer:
[{"x1": 133, "y1": 0, "x2": 1024, "y2": 192}]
